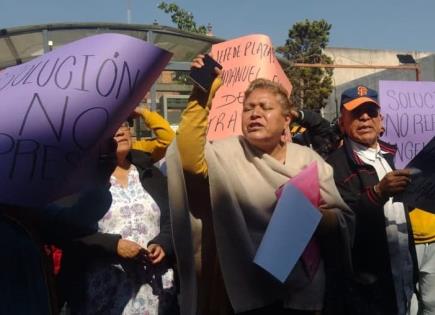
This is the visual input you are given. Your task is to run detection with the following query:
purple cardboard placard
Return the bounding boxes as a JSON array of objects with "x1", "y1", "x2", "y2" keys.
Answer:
[
  {"x1": 0, "y1": 33, "x2": 172, "y2": 207},
  {"x1": 379, "y1": 80, "x2": 435, "y2": 168}
]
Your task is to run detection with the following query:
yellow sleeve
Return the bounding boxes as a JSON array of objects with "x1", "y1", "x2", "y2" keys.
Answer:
[
  {"x1": 131, "y1": 109, "x2": 175, "y2": 163},
  {"x1": 410, "y1": 208, "x2": 435, "y2": 244},
  {"x1": 176, "y1": 77, "x2": 222, "y2": 178},
  {"x1": 176, "y1": 97, "x2": 209, "y2": 177}
]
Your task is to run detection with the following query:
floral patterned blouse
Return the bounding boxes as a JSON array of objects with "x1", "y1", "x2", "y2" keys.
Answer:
[{"x1": 78, "y1": 165, "x2": 176, "y2": 315}]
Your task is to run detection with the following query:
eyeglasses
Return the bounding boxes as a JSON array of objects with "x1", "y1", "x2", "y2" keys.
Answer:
[{"x1": 351, "y1": 105, "x2": 380, "y2": 119}]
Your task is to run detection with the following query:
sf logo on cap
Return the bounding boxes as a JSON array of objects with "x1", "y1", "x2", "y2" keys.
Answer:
[{"x1": 357, "y1": 86, "x2": 368, "y2": 96}]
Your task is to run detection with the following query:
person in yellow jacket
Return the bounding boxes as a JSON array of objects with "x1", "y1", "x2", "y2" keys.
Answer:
[
  {"x1": 410, "y1": 208, "x2": 435, "y2": 315},
  {"x1": 131, "y1": 106, "x2": 175, "y2": 163}
]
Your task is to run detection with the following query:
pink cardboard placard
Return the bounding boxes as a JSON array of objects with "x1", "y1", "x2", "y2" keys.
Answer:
[{"x1": 208, "y1": 34, "x2": 292, "y2": 140}]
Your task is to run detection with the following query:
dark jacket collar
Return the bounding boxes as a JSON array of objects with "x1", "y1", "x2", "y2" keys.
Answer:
[{"x1": 343, "y1": 136, "x2": 397, "y2": 168}]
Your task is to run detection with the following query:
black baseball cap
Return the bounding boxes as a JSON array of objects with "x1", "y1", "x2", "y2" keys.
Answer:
[{"x1": 340, "y1": 85, "x2": 379, "y2": 111}]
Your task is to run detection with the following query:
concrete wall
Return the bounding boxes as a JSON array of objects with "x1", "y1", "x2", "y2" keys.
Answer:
[{"x1": 321, "y1": 47, "x2": 435, "y2": 120}]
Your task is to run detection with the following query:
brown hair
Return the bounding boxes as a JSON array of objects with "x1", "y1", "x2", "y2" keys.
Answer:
[{"x1": 244, "y1": 78, "x2": 292, "y2": 115}]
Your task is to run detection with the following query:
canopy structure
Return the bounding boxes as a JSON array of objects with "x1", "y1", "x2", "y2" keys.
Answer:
[{"x1": 0, "y1": 22, "x2": 224, "y2": 70}]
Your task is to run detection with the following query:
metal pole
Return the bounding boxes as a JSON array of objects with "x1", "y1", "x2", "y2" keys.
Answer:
[
  {"x1": 148, "y1": 30, "x2": 157, "y2": 111},
  {"x1": 42, "y1": 29, "x2": 49, "y2": 53},
  {"x1": 127, "y1": 0, "x2": 132, "y2": 24},
  {"x1": 292, "y1": 63, "x2": 421, "y2": 81}
]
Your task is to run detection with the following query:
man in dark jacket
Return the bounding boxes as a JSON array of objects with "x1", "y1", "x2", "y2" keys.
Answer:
[{"x1": 327, "y1": 85, "x2": 415, "y2": 315}]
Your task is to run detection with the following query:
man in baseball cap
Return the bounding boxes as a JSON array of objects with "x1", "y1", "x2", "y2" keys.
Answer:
[
  {"x1": 339, "y1": 85, "x2": 381, "y2": 148},
  {"x1": 327, "y1": 85, "x2": 414, "y2": 315}
]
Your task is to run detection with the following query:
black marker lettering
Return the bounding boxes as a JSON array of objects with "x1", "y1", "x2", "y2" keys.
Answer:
[
  {"x1": 19, "y1": 93, "x2": 68, "y2": 142},
  {"x1": 116, "y1": 61, "x2": 140, "y2": 99},
  {"x1": 0, "y1": 133, "x2": 14, "y2": 155},
  {"x1": 227, "y1": 110, "x2": 238, "y2": 132},
  {"x1": 72, "y1": 107, "x2": 109, "y2": 151},
  {"x1": 9, "y1": 139, "x2": 40, "y2": 180},
  {"x1": 75, "y1": 54, "x2": 94, "y2": 92},
  {"x1": 96, "y1": 58, "x2": 118, "y2": 97},
  {"x1": 37, "y1": 58, "x2": 60, "y2": 87},
  {"x1": 55, "y1": 56, "x2": 76, "y2": 90}
]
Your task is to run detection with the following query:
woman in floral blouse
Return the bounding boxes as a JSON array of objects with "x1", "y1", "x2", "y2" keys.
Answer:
[{"x1": 61, "y1": 110, "x2": 177, "y2": 315}]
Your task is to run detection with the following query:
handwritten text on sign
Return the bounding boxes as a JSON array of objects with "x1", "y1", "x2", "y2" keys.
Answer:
[
  {"x1": 208, "y1": 34, "x2": 292, "y2": 140},
  {"x1": 379, "y1": 80, "x2": 435, "y2": 168},
  {"x1": 0, "y1": 33, "x2": 172, "y2": 207}
]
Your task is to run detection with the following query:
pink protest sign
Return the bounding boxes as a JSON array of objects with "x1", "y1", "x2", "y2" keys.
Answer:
[
  {"x1": 379, "y1": 80, "x2": 435, "y2": 168},
  {"x1": 0, "y1": 33, "x2": 172, "y2": 207},
  {"x1": 208, "y1": 34, "x2": 292, "y2": 140}
]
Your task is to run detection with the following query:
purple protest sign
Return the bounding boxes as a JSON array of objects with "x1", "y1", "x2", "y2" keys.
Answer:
[
  {"x1": 0, "y1": 33, "x2": 172, "y2": 207},
  {"x1": 379, "y1": 80, "x2": 435, "y2": 168}
]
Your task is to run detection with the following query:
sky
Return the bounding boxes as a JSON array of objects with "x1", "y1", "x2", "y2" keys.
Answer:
[{"x1": 1, "y1": 0, "x2": 435, "y2": 52}]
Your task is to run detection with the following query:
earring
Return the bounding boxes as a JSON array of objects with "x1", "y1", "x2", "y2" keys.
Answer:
[{"x1": 281, "y1": 128, "x2": 291, "y2": 143}]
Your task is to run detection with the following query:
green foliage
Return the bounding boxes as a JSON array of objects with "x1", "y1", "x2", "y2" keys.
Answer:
[
  {"x1": 157, "y1": 2, "x2": 208, "y2": 84},
  {"x1": 278, "y1": 19, "x2": 333, "y2": 110},
  {"x1": 158, "y1": 2, "x2": 207, "y2": 35}
]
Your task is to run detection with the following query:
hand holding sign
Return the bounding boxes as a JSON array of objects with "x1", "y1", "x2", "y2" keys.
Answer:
[
  {"x1": 189, "y1": 54, "x2": 222, "y2": 93},
  {"x1": 0, "y1": 33, "x2": 172, "y2": 207},
  {"x1": 188, "y1": 54, "x2": 223, "y2": 107},
  {"x1": 375, "y1": 169, "x2": 412, "y2": 199}
]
